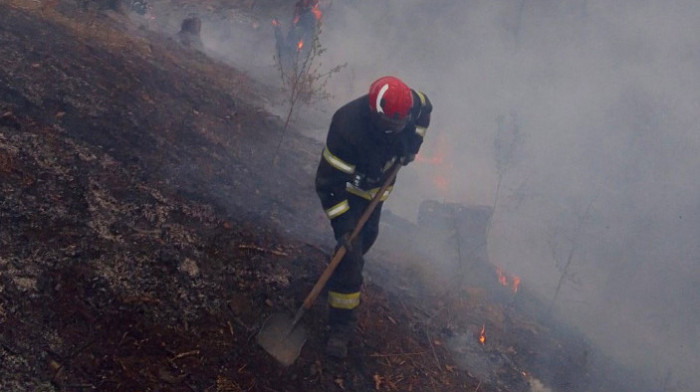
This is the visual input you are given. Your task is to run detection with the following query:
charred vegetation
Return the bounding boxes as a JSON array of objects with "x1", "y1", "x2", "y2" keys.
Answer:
[{"x1": 0, "y1": 2, "x2": 661, "y2": 392}]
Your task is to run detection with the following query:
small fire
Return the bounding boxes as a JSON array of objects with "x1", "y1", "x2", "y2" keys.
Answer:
[
  {"x1": 495, "y1": 265, "x2": 521, "y2": 293},
  {"x1": 415, "y1": 134, "x2": 450, "y2": 195},
  {"x1": 512, "y1": 276, "x2": 521, "y2": 293},
  {"x1": 479, "y1": 324, "x2": 486, "y2": 345},
  {"x1": 271, "y1": 18, "x2": 280, "y2": 27},
  {"x1": 297, "y1": 40, "x2": 304, "y2": 50},
  {"x1": 415, "y1": 134, "x2": 446, "y2": 165},
  {"x1": 496, "y1": 266, "x2": 508, "y2": 286},
  {"x1": 311, "y1": 3, "x2": 322, "y2": 20},
  {"x1": 293, "y1": 1, "x2": 322, "y2": 25}
]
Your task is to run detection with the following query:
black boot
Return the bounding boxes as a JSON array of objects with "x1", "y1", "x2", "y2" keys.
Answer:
[
  {"x1": 326, "y1": 323, "x2": 353, "y2": 359},
  {"x1": 325, "y1": 307, "x2": 356, "y2": 359}
]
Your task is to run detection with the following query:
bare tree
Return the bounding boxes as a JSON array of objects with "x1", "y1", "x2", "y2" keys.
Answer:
[
  {"x1": 272, "y1": 16, "x2": 345, "y2": 163},
  {"x1": 486, "y1": 112, "x2": 525, "y2": 256},
  {"x1": 547, "y1": 192, "x2": 599, "y2": 314}
]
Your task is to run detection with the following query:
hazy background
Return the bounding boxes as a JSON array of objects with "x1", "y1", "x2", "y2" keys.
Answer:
[
  {"x1": 320, "y1": 2, "x2": 700, "y2": 389},
  {"x1": 197, "y1": 0, "x2": 700, "y2": 389}
]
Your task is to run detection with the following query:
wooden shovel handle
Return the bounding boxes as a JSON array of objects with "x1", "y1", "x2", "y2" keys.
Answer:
[{"x1": 301, "y1": 163, "x2": 402, "y2": 310}]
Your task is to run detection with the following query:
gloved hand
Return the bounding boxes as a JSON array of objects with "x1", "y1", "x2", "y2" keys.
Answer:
[
  {"x1": 399, "y1": 153, "x2": 415, "y2": 165},
  {"x1": 352, "y1": 171, "x2": 382, "y2": 190},
  {"x1": 392, "y1": 135, "x2": 416, "y2": 166}
]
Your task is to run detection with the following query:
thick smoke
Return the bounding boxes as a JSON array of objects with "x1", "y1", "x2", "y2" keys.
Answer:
[
  {"x1": 322, "y1": 1, "x2": 700, "y2": 389},
  {"x1": 196, "y1": 0, "x2": 699, "y2": 389}
]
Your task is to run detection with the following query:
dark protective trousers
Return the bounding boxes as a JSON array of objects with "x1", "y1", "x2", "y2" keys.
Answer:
[{"x1": 327, "y1": 195, "x2": 383, "y2": 326}]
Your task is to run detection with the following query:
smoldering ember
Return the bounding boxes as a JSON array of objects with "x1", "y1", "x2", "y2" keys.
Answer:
[{"x1": 1, "y1": 1, "x2": 698, "y2": 392}]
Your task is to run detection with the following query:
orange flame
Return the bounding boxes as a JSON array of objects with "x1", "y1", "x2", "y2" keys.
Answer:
[
  {"x1": 479, "y1": 324, "x2": 486, "y2": 345},
  {"x1": 271, "y1": 18, "x2": 280, "y2": 27},
  {"x1": 415, "y1": 134, "x2": 446, "y2": 165},
  {"x1": 311, "y1": 4, "x2": 322, "y2": 20},
  {"x1": 496, "y1": 265, "x2": 521, "y2": 293},
  {"x1": 297, "y1": 40, "x2": 304, "y2": 50},
  {"x1": 415, "y1": 134, "x2": 450, "y2": 195},
  {"x1": 496, "y1": 266, "x2": 508, "y2": 286}
]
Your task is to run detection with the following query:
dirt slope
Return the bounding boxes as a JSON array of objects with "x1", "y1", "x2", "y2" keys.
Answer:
[
  {"x1": 0, "y1": 2, "x2": 656, "y2": 392},
  {"x1": 0, "y1": 3, "x2": 484, "y2": 391}
]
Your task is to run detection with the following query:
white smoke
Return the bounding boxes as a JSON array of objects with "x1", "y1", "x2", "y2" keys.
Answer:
[{"x1": 192, "y1": 0, "x2": 699, "y2": 389}]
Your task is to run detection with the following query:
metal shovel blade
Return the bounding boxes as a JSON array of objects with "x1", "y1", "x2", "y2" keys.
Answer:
[{"x1": 256, "y1": 313, "x2": 307, "y2": 366}]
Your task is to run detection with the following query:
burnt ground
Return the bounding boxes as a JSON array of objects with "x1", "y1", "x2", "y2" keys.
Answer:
[{"x1": 0, "y1": 2, "x2": 659, "y2": 392}]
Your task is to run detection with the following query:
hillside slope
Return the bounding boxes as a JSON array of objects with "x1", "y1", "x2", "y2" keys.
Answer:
[
  {"x1": 0, "y1": 4, "x2": 486, "y2": 391},
  {"x1": 0, "y1": 3, "x2": 656, "y2": 392}
]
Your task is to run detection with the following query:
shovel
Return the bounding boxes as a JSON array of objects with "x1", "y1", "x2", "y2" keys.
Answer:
[{"x1": 256, "y1": 163, "x2": 402, "y2": 366}]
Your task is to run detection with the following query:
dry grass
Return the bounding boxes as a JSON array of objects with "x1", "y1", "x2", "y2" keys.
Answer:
[
  {"x1": 5, "y1": 0, "x2": 42, "y2": 11},
  {"x1": 5, "y1": 0, "x2": 257, "y2": 109},
  {"x1": 7, "y1": 0, "x2": 153, "y2": 54}
]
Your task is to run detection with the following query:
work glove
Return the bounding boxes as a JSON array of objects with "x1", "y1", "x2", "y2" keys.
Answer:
[
  {"x1": 392, "y1": 135, "x2": 417, "y2": 166},
  {"x1": 353, "y1": 156, "x2": 384, "y2": 188},
  {"x1": 399, "y1": 153, "x2": 415, "y2": 166}
]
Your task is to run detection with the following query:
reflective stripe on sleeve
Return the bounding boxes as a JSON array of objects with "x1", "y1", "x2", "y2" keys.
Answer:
[
  {"x1": 323, "y1": 146, "x2": 355, "y2": 174},
  {"x1": 416, "y1": 125, "x2": 427, "y2": 137},
  {"x1": 325, "y1": 200, "x2": 349, "y2": 219},
  {"x1": 346, "y1": 184, "x2": 393, "y2": 201},
  {"x1": 415, "y1": 90, "x2": 427, "y2": 106},
  {"x1": 328, "y1": 291, "x2": 361, "y2": 310}
]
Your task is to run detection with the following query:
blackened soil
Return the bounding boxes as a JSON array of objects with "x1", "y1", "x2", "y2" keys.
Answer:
[{"x1": 0, "y1": 3, "x2": 649, "y2": 392}]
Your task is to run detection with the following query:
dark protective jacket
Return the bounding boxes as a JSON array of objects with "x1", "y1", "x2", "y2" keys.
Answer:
[{"x1": 315, "y1": 90, "x2": 432, "y2": 220}]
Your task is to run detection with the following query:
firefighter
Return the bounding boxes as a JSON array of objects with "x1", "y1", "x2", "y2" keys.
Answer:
[{"x1": 315, "y1": 76, "x2": 432, "y2": 358}]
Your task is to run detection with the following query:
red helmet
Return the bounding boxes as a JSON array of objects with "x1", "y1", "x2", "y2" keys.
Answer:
[{"x1": 369, "y1": 76, "x2": 413, "y2": 127}]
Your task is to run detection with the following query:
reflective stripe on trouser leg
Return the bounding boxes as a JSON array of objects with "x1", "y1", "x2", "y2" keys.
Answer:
[
  {"x1": 327, "y1": 195, "x2": 383, "y2": 327},
  {"x1": 327, "y1": 291, "x2": 358, "y2": 334},
  {"x1": 328, "y1": 291, "x2": 360, "y2": 310},
  {"x1": 325, "y1": 199, "x2": 349, "y2": 219}
]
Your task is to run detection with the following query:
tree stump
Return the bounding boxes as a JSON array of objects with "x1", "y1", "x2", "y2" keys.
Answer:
[{"x1": 176, "y1": 16, "x2": 204, "y2": 50}]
